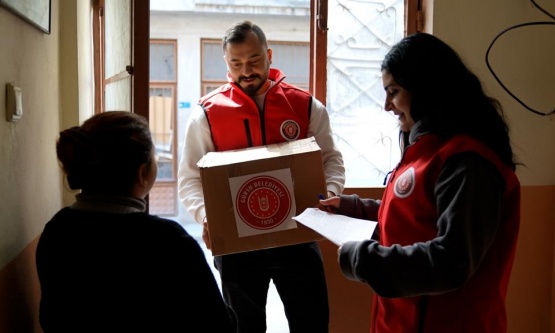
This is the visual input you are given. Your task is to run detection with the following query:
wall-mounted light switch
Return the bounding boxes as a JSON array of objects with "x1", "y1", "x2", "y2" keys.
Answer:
[{"x1": 6, "y1": 83, "x2": 23, "y2": 122}]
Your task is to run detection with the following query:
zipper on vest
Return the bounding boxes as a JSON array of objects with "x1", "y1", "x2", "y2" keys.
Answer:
[
  {"x1": 243, "y1": 119, "x2": 253, "y2": 147},
  {"x1": 259, "y1": 104, "x2": 267, "y2": 145},
  {"x1": 385, "y1": 131, "x2": 410, "y2": 186},
  {"x1": 383, "y1": 170, "x2": 393, "y2": 185},
  {"x1": 387, "y1": 137, "x2": 412, "y2": 185},
  {"x1": 417, "y1": 296, "x2": 428, "y2": 333},
  {"x1": 256, "y1": 79, "x2": 279, "y2": 145}
]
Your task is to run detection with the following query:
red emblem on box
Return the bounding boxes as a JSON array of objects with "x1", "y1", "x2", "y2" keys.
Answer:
[{"x1": 236, "y1": 175, "x2": 292, "y2": 230}]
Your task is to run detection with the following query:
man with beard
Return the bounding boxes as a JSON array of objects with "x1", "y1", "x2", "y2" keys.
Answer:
[{"x1": 177, "y1": 20, "x2": 345, "y2": 333}]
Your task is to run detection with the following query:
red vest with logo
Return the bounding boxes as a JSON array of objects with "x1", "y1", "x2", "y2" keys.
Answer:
[
  {"x1": 374, "y1": 134, "x2": 520, "y2": 333},
  {"x1": 200, "y1": 68, "x2": 311, "y2": 152}
]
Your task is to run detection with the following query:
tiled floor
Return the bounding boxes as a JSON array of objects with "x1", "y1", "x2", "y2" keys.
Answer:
[{"x1": 178, "y1": 219, "x2": 290, "y2": 333}]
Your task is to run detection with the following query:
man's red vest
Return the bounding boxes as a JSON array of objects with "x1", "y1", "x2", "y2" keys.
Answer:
[
  {"x1": 200, "y1": 68, "x2": 311, "y2": 152},
  {"x1": 374, "y1": 134, "x2": 520, "y2": 333}
]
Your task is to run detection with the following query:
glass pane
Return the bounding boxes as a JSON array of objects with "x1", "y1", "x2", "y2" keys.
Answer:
[
  {"x1": 150, "y1": 43, "x2": 176, "y2": 81},
  {"x1": 105, "y1": 78, "x2": 131, "y2": 111},
  {"x1": 105, "y1": 0, "x2": 131, "y2": 78},
  {"x1": 202, "y1": 40, "x2": 227, "y2": 81},
  {"x1": 149, "y1": 87, "x2": 174, "y2": 180},
  {"x1": 327, "y1": 0, "x2": 404, "y2": 187},
  {"x1": 202, "y1": 40, "x2": 309, "y2": 90},
  {"x1": 270, "y1": 43, "x2": 309, "y2": 89}
]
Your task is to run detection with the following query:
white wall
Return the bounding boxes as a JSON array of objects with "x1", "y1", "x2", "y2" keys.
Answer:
[
  {"x1": 430, "y1": 0, "x2": 555, "y2": 186},
  {"x1": 59, "y1": 0, "x2": 95, "y2": 207},
  {"x1": 0, "y1": 0, "x2": 94, "y2": 269},
  {"x1": 0, "y1": 0, "x2": 62, "y2": 268}
]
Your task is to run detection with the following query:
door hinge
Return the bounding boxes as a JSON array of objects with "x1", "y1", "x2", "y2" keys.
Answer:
[{"x1": 416, "y1": 9, "x2": 424, "y2": 32}]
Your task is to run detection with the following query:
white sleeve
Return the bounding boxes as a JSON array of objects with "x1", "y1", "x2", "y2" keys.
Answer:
[
  {"x1": 308, "y1": 98, "x2": 345, "y2": 196},
  {"x1": 177, "y1": 104, "x2": 215, "y2": 224}
]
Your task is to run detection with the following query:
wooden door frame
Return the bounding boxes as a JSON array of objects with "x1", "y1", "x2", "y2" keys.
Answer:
[{"x1": 92, "y1": 0, "x2": 149, "y2": 118}]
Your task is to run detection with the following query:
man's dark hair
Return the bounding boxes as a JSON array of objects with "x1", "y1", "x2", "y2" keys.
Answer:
[{"x1": 222, "y1": 20, "x2": 268, "y2": 50}]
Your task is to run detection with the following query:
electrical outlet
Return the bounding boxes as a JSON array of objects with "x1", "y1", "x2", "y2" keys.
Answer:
[{"x1": 6, "y1": 83, "x2": 22, "y2": 122}]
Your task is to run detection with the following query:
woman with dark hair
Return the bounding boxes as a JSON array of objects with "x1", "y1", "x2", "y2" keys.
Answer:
[
  {"x1": 320, "y1": 33, "x2": 520, "y2": 333},
  {"x1": 36, "y1": 111, "x2": 235, "y2": 332}
]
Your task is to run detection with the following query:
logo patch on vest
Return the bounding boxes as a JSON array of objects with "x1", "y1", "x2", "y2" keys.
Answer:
[
  {"x1": 394, "y1": 167, "x2": 415, "y2": 198},
  {"x1": 235, "y1": 175, "x2": 292, "y2": 230},
  {"x1": 280, "y1": 120, "x2": 300, "y2": 140}
]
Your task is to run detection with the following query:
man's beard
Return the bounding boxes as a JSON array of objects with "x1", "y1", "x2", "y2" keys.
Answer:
[{"x1": 238, "y1": 75, "x2": 264, "y2": 96}]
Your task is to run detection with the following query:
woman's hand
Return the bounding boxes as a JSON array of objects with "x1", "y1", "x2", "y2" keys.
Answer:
[
  {"x1": 337, "y1": 245, "x2": 342, "y2": 262},
  {"x1": 318, "y1": 195, "x2": 340, "y2": 213}
]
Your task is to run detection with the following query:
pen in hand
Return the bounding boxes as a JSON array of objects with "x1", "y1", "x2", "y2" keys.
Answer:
[
  {"x1": 318, "y1": 193, "x2": 339, "y2": 213},
  {"x1": 318, "y1": 193, "x2": 332, "y2": 213}
]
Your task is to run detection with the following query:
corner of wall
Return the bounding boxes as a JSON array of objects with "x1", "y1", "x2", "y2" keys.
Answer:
[{"x1": 421, "y1": 0, "x2": 434, "y2": 33}]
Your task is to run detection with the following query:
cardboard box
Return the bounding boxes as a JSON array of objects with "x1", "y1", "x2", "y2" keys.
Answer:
[{"x1": 198, "y1": 137, "x2": 327, "y2": 255}]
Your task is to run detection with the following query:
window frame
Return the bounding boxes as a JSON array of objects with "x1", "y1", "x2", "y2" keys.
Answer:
[
  {"x1": 310, "y1": 0, "x2": 419, "y2": 190},
  {"x1": 92, "y1": 0, "x2": 149, "y2": 117},
  {"x1": 149, "y1": 38, "x2": 178, "y2": 184},
  {"x1": 310, "y1": 0, "x2": 420, "y2": 104}
]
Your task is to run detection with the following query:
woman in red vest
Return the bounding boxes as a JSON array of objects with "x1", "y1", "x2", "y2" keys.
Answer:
[{"x1": 320, "y1": 33, "x2": 520, "y2": 333}]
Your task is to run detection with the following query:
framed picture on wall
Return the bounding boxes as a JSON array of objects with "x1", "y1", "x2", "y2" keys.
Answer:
[{"x1": 0, "y1": 0, "x2": 51, "y2": 34}]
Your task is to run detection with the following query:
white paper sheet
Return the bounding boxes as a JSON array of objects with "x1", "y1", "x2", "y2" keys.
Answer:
[{"x1": 293, "y1": 208, "x2": 378, "y2": 246}]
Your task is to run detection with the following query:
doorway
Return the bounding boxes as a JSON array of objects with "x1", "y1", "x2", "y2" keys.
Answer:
[{"x1": 149, "y1": 40, "x2": 179, "y2": 216}]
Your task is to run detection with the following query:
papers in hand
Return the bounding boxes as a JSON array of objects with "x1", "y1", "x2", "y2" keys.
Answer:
[{"x1": 293, "y1": 208, "x2": 377, "y2": 246}]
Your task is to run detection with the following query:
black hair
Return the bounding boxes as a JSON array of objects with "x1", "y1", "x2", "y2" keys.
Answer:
[
  {"x1": 381, "y1": 33, "x2": 517, "y2": 169},
  {"x1": 222, "y1": 20, "x2": 268, "y2": 51},
  {"x1": 56, "y1": 111, "x2": 154, "y2": 195}
]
